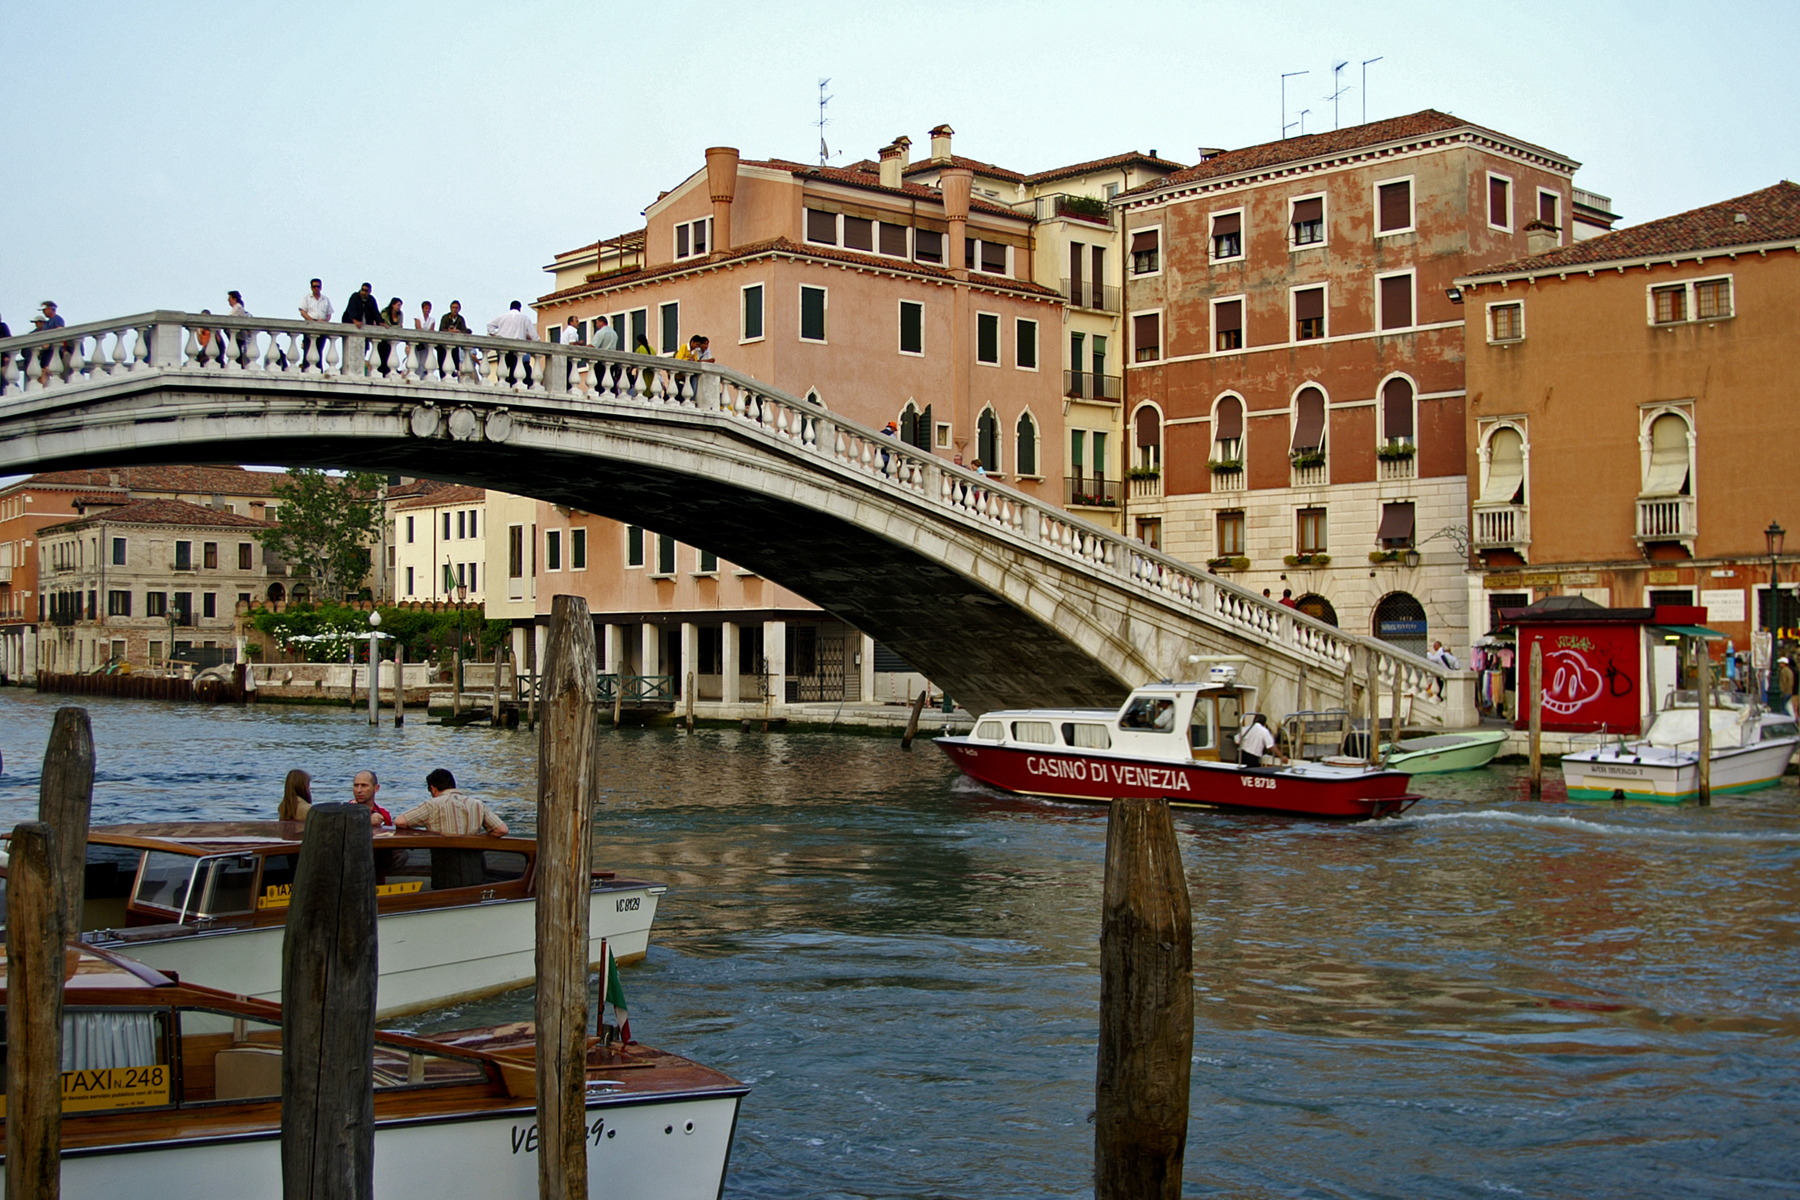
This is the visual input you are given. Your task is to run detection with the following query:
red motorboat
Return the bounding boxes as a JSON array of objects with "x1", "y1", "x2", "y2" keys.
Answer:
[{"x1": 934, "y1": 667, "x2": 1419, "y2": 819}]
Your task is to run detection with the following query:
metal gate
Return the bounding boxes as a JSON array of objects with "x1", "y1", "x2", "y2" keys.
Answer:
[{"x1": 786, "y1": 623, "x2": 846, "y2": 703}]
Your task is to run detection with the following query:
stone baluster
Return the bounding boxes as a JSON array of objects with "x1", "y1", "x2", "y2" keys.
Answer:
[{"x1": 2, "y1": 346, "x2": 20, "y2": 395}]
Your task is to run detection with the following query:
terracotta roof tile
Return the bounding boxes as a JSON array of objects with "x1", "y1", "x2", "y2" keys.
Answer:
[
  {"x1": 23, "y1": 465, "x2": 283, "y2": 496},
  {"x1": 1465, "y1": 181, "x2": 1800, "y2": 276},
  {"x1": 392, "y1": 484, "x2": 487, "y2": 511},
  {"x1": 553, "y1": 229, "x2": 648, "y2": 262},
  {"x1": 904, "y1": 154, "x2": 1027, "y2": 184},
  {"x1": 40, "y1": 497, "x2": 269, "y2": 535},
  {"x1": 744, "y1": 157, "x2": 1024, "y2": 218},
  {"x1": 1024, "y1": 151, "x2": 1186, "y2": 187}
]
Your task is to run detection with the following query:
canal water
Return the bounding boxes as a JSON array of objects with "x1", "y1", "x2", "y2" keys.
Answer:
[{"x1": 1, "y1": 688, "x2": 1796, "y2": 1198}]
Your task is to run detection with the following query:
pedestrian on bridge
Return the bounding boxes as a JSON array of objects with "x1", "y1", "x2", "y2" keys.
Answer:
[
  {"x1": 439, "y1": 300, "x2": 470, "y2": 376},
  {"x1": 227, "y1": 291, "x2": 252, "y2": 366},
  {"x1": 377, "y1": 297, "x2": 405, "y2": 375},
  {"x1": 298, "y1": 278, "x2": 333, "y2": 370},
  {"x1": 34, "y1": 301, "x2": 66, "y2": 384},
  {"x1": 343, "y1": 282, "x2": 381, "y2": 328},
  {"x1": 486, "y1": 301, "x2": 539, "y2": 386}
]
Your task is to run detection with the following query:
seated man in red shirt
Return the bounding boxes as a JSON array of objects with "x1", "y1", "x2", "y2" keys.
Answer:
[{"x1": 351, "y1": 769, "x2": 394, "y2": 827}]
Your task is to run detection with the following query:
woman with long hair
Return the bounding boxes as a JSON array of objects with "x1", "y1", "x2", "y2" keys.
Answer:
[{"x1": 278, "y1": 769, "x2": 313, "y2": 822}]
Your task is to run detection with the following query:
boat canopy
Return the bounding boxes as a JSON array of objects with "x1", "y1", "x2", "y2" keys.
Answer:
[{"x1": 1645, "y1": 707, "x2": 1756, "y2": 750}]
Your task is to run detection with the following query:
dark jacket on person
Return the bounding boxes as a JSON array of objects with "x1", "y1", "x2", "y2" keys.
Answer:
[{"x1": 343, "y1": 291, "x2": 383, "y2": 326}]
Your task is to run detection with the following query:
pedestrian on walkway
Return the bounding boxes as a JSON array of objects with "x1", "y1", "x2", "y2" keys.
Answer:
[
  {"x1": 343, "y1": 282, "x2": 381, "y2": 327},
  {"x1": 35, "y1": 301, "x2": 67, "y2": 383},
  {"x1": 485, "y1": 300, "x2": 539, "y2": 385},
  {"x1": 377, "y1": 297, "x2": 405, "y2": 374},
  {"x1": 439, "y1": 299, "x2": 470, "y2": 375},
  {"x1": 298, "y1": 278, "x2": 333, "y2": 370}
]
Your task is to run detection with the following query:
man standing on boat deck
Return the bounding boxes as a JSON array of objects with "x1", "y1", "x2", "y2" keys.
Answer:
[
  {"x1": 1235, "y1": 713, "x2": 1277, "y2": 768},
  {"x1": 395, "y1": 768, "x2": 509, "y2": 837},
  {"x1": 351, "y1": 769, "x2": 394, "y2": 827}
]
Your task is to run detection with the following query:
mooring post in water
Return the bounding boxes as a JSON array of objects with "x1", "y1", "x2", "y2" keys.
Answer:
[
  {"x1": 1528, "y1": 641, "x2": 1544, "y2": 798},
  {"x1": 1095, "y1": 797, "x2": 1192, "y2": 1200},
  {"x1": 525, "y1": 628, "x2": 539, "y2": 731},
  {"x1": 1385, "y1": 664, "x2": 1402, "y2": 766},
  {"x1": 452, "y1": 646, "x2": 463, "y2": 718},
  {"x1": 282, "y1": 803, "x2": 377, "y2": 1200},
  {"x1": 1340, "y1": 661, "x2": 1354, "y2": 753},
  {"x1": 1696, "y1": 640, "x2": 1712, "y2": 805},
  {"x1": 537, "y1": 595, "x2": 598, "y2": 1200},
  {"x1": 40, "y1": 706, "x2": 94, "y2": 935},
  {"x1": 686, "y1": 670, "x2": 696, "y2": 732},
  {"x1": 6, "y1": 823, "x2": 63, "y2": 1200},
  {"x1": 393, "y1": 643, "x2": 406, "y2": 727},
  {"x1": 1364, "y1": 651, "x2": 1380, "y2": 766},
  {"x1": 901, "y1": 689, "x2": 927, "y2": 750}
]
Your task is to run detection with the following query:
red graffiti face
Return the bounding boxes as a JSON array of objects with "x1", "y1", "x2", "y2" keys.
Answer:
[{"x1": 1542, "y1": 649, "x2": 1604, "y2": 715}]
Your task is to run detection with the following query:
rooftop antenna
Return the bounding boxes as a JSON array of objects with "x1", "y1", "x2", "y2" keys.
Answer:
[
  {"x1": 1299, "y1": 108, "x2": 1312, "y2": 136},
  {"x1": 1327, "y1": 60, "x2": 1349, "y2": 130},
  {"x1": 1361, "y1": 57, "x2": 1384, "y2": 125},
  {"x1": 1281, "y1": 70, "x2": 1309, "y2": 139},
  {"x1": 816, "y1": 78, "x2": 834, "y2": 165}
]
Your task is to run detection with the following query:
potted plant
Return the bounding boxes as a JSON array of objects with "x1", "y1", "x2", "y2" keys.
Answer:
[
  {"x1": 1207, "y1": 555, "x2": 1251, "y2": 571},
  {"x1": 1369, "y1": 549, "x2": 1401, "y2": 564},
  {"x1": 1284, "y1": 553, "x2": 1331, "y2": 567},
  {"x1": 1208, "y1": 458, "x2": 1243, "y2": 475},
  {"x1": 1128, "y1": 466, "x2": 1161, "y2": 481},
  {"x1": 1289, "y1": 448, "x2": 1327, "y2": 470},
  {"x1": 1376, "y1": 440, "x2": 1417, "y2": 462}
]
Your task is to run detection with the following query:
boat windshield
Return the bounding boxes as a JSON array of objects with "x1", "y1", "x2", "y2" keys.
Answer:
[
  {"x1": 1119, "y1": 697, "x2": 1176, "y2": 731},
  {"x1": 132, "y1": 852, "x2": 260, "y2": 921}
]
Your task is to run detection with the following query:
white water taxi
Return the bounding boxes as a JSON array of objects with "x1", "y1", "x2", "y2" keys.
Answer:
[{"x1": 1560, "y1": 689, "x2": 1800, "y2": 802}]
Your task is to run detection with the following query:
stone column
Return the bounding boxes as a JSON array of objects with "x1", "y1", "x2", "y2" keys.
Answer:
[
  {"x1": 721, "y1": 622, "x2": 741, "y2": 705},
  {"x1": 763, "y1": 620, "x2": 787, "y2": 708},
  {"x1": 640, "y1": 623, "x2": 660, "y2": 680},
  {"x1": 679, "y1": 622, "x2": 697, "y2": 702},
  {"x1": 705, "y1": 146, "x2": 739, "y2": 255},
  {"x1": 859, "y1": 632, "x2": 876, "y2": 704},
  {"x1": 603, "y1": 623, "x2": 623, "y2": 678}
]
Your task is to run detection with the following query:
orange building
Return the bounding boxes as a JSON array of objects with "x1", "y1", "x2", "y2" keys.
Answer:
[
  {"x1": 1117, "y1": 110, "x2": 1597, "y2": 658},
  {"x1": 1457, "y1": 182, "x2": 1800, "y2": 650}
]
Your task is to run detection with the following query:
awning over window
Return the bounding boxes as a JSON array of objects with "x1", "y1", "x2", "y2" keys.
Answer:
[
  {"x1": 1292, "y1": 197, "x2": 1322, "y2": 224},
  {"x1": 1643, "y1": 413, "x2": 1690, "y2": 495},
  {"x1": 1215, "y1": 396, "x2": 1243, "y2": 440},
  {"x1": 1480, "y1": 427, "x2": 1525, "y2": 504},
  {"x1": 1211, "y1": 211, "x2": 1240, "y2": 237},
  {"x1": 1292, "y1": 387, "x2": 1325, "y2": 450},
  {"x1": 1131, "y1": 230, "x2": 1158, "y2": 253},
  {"x1": 1377, "y1": 501, "x2": 1415, "y2": 542}
]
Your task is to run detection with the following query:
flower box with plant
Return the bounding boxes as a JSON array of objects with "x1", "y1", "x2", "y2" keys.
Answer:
[
  {"x1": 1284, "y1": 553, "x2": 1331, "y2": 567},
  {"x1": 1289, "y1": 448, "x2": 1327, "y2": 470},
  {"x1": 1127, "y1": 466, "x2": 1162, "y2": 481},
  {"x1": 1376, "y1": 440, "x2": 1417, "y2": 462},
  {"x1": 1207, "y1": 556, "x2": 1251, "y2": 571},
  {"x1": 1369, "y1": 550, "x2": 1402, "y2": 564},
  {"x1": 1057, "y1": 194, "x2": 1110, "y2": 221},
  {"x1": 1208, "y1": 458, "x2": 1243, "y2": 474}
]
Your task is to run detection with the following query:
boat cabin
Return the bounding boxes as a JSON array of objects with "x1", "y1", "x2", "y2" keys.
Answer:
[
  {"x1": 1643, "y1": 689, "x2": 1800, "y2": 751},
  {"x1": 966, "y1": 675, "x2": 1260, "y2": 763}
]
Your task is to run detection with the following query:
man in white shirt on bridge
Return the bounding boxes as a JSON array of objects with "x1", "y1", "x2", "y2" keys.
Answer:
[
  {"x1": 297, "y1": 278, "x2": 334, "y2": 370},
  {"x1": 486, "y1": 300, "x2": 539, "y2": 386}
]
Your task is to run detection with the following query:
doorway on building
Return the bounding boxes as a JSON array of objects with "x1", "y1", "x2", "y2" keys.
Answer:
[
  {"x1": 1294, "y1": 594, "x2": 1337, "y2": 626},
  {"x1": 1373, "y1": 591, "x2": 1429, "y2": 657}
]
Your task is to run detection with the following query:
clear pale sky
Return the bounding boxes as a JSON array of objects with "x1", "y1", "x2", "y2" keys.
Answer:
[{"x1": 3, "y1": 0, "x2": 1795, "y2": 335}]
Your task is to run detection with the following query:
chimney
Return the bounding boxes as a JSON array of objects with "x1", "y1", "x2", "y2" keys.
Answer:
[
  {"x1": 1524, "y1": 218, "x2": 1559, "y2": 257},
  {"x1": 939, "y1": 166, "x2": 973, "y2": 279},
  {"x1": 704, "y1": 146, "x2": 740, "y2": 254},
  {"x1": 879, "y1": 141, "x2": 904, "y2": 189},
  {"x1": 895, "y1": 134, "x2": 911, "y2": 173},
  {"x1": 929, "y1": 124, "x2": 954, "y2": 164}
]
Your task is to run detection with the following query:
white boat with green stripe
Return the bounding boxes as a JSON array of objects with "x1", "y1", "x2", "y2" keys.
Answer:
[{"x1": 1560, "y1": 689, "x2": 1799, "y2": 803}]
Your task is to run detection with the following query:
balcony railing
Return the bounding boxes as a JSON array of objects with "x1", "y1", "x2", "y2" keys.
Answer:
[
  {"x1": 1066, "y1": 478, "x2": 1121, "y2": 508},
  {"x1": 1473, "y1": 502, "x2": 1530, "y2": 549},
  {"x1": 1377, "y1": 455, "x2": 1417, "y2": 481},
  {"x1": 1057, "y1": 279, "x2": 1120, "y2": 314},
  {"x1": 0, "y1": 565, "x2": 11, "y2": 583},
  {"x1": 1063, "y1": 370, "x2": 1122, "y2": 402},
  {"x1": 1636, "y1": 495, "x2": 1696, "y2": 545},
  {"x1": 1130, "y1": 473, "x2": 1162, "y2": 501},
  {"x1": 1290, "y1": 461, "x2": 1328, "y2": 489}
]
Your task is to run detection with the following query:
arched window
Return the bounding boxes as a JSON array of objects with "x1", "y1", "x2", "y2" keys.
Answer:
[
  {"x1": 804, "y1": 388, "x2": 823, "y2": 408},
  {"x1": 1295, "y1": 594, "x2": 1338, "y2": 626},
  {"x1": 1381, "y1": 377, "x2": 1415, "y2": 446},
  {"x1": 1480, "y1": 425, "x2": 1526, "y2": 504},
  {"x1": 899, "y1": 401, "x2": 932, "y2": 452},
  {"x1": 1213, "y1": 395, "x2": 1243, "y2": 464},
  {"x1": 267, "y1": 583, "x2": 286, "y2": 603},
  {"x1": 1291, "y1": 386, "x2": 1326, "y2": 458},
  {"x1": 1015, "y1": 412, "x2": 1038, "y2": 476},
  {"x1": 1644, "y1": 412, "x2": 1691, "y2": 495},
  {"x1": 1373, "y1": 591, "x2": 1428, "y2": 657},
  {"x1": 1134, "y1": 405, "x2": 1162, "y2": 471},
  {"x1": 977, "y1": 408, "x2": 1000, "y2": 473}
]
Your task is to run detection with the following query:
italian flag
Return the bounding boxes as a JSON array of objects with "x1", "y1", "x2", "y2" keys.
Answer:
[{"x1": 600, "y1": 940, "x2": 631, "y2": 1045}]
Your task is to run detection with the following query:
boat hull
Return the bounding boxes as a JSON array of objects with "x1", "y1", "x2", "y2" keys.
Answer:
[
  {"x1": 1385, "y1": 731, "x2": 1509, "y2": 775},
  {"x1": 1561, "y1": 738, "x2": 1798, "y2": 802},
  {"x1": 4, "y1": 1089, "x2": 744, "y2": 1200},
  {"x1": 89, "y1": 885, "x2": 660, "y2": 1019},
  {"x1": 936, "y1": 739, "x2": 1416, "y2": 818}
]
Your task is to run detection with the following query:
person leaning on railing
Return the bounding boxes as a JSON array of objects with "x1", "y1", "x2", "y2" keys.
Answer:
[{"x1": 438, "y1": 300, "x2": 470, "y2": 374}]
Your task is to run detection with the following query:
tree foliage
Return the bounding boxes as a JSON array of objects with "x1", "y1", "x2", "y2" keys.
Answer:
[
  {"x1": 256, "y1": 469, "x2": 385, "y2": 600},
  {"x1": 248, "y1": 601, "x2": 510, "y2": 664}
]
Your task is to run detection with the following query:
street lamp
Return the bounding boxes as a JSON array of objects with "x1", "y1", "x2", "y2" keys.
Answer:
[
  {"x1": 367, "y1": 610, "x2": 383, "y2": 726},
  {"x1": 1767, "y1": 521, "x2": 1785, "y2": 707}
]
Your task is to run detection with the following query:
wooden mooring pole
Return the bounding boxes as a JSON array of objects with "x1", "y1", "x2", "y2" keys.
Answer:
[
  {"x1": 6, "y1": 822, "x2": 63, "y2": 1200},
  {"x1": 1364, "y1": 651, "x2": 1380, "y2": 766},
  {"x1": 281, "y1": 803, "x2": 377, "y2": 1200},
  {"x1": 900, "y1": 689, "x2": 927, "y2": 750},
  {"x1": 1697, "y1": 640, "x2": 1713, "y2": 806},
  {"x1": 393, "y1": 643, "x2": 406, "y2": 727},
  {"x1": 1528, "y1": 641, "x2": 1544, "y2": 798},
  {"x1": 40, "y1": 706, "x2": 94, "y2": 934},
  {"x1": 537, "y1": 595, "x2": 599, "y2": 1200},
  {"x1": 686, "y1": 670, "x2": 696, "y2": 732},
  {"x1": 1095, "y1": 797, "x2": 1192, "y2": 1199}
]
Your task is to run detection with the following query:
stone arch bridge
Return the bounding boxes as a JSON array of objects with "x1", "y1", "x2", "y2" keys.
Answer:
[{"x1": 0, "y1": 312, "x2": 1471, "y2": 723}]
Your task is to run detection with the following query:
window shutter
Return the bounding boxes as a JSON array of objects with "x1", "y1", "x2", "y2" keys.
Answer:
[
  {"x1": 805, "y1": 209, "x2": 837, "y2": 244},
  {"x1": 1068, "y1": 242, "x2": 1084, "y2": 290},
  {"x1": 1211, "y1": 212, "x2": 1240, "y2": 237},
  {"x1": 1135, "y1": 406, "x2": 1161, "y2": 447},
  {"x1": 1215, "y1": 396, "x2": 1243, "y2": 441},
  {"x1": 1292, "y1": 198, "x2": 1323, "y2": 224},
  {"x1": 1378, "y1": 181, "x2": 1410, "y2": 231},
  {"x1": 980, "y1": 241, "x2": 1007, "y2": 274},
  {"x1": 1382, "y1": 378, "x2": 1415, "y2": 439},
  {"x1": 1539, "y1": 192, "x2": 1558, "y2": 225},
  {"x1": 1016, "y1": 413, "x2": 1037, "y2": 476},
  {"x1": 843, "y1": 216, "x2": 874, "y2": 252},
  {"x1": 1480, "y1": 427, "x2": 1525, "y2": 504},
  {"x1": 1131, "y1": 230, "x2": 1158, "y2": 253},
  {"x1": 1377, "y1": 502, "x2": 1415, "y2": 543},
  {"x1": 899, "y1": 302, "x2": 922, "y2": 354},
  {"x1": 1216, "y1": 299, "x2": 1242, "y2": 333},
  {"x1": 879, "y1": 222, "x2": 908, "y2": 256},
  {"x1": 913, "y1": 229, "x2": 943, "y2": 263},
  {"x1": 1489, "y1": 177, "x2": 1509, "y2": 225},
  {"x1": 1380, "y1": 275, "x2": 1412, "y2": 329},
  {"x1": 1295, "y1": 288, "x2": 1324, "y2": 321},
  {"x1": 1292, "y1": 387, "x2": 1326, "y2": 451},
  {"x1": 1133, "y1": 312, "x2": 1160, "y2": 359}
]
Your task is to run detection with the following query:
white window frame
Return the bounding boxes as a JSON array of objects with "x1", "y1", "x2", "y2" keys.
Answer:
[
  {"x1": 1015, "y1": 317, "x2": 1039, "y2": 372},
  {"x1": 1535, "y1": 188, "x2": 1565, "y2": 243},
  {"x1": 977, "y1": 405, "x2": 1004, "y2": 475},
  {"x1": 1486, "y1": 299, "x2": 1526, "y2": 343},
  {"x1": 897, "y1": 299, "x2": 925, "y2": 358},
  {"x1": 1645, "y1": 274, "x2": 1735, "y2": 326},
  {"x1": 740, "y1": 282, "x2": 766, "y2": 345},
  {"x1": 570, "y1": 527, "x2": 587, "y2": 573},
  {"x1": 624, "y1": 524, "x2": 645, "y2": 570},
  {"x1": 1638, "y1": 402, "x2": 1696, "y2": 495},
  {"x1": 1378, "y1": 373, "x2": 1419, "y2": 447},
  {"x1": 1210, "y1": 293, "x2": 1247, "y2": 355},
  {"x1": 1375, "y1": 269, "x2": 1417, "y2": 332},
  {"x1": 1476, "y1": 417, "x2": 1530, "y2": 503},
  {"x1": 798, "y1": 284, "x2": 829, "y2": 345},
  {"x1": 693, "y1": 547, "x2": 719, "y2": 577},
  {"x1": 673, "y1": 216, "x2": 712, "y2": 261},
  {"x1": 1288, "y1": 283, "x2": 1329, "y2": 344},
  {"x1": 1211, "y1": 391, "x2": 1247, "y2": 463},
  {"x1": 874, "y1": 220, "x2": 912, "y2": 261},
  {"x1": 804, "y1": 208, "x2": 839, "y2": 247},
  {"x1": 1288, "y1": 382, "x2": 1330, "y2": 460},
  {"x1": 1287, "y1": 192, "x2": 1327, "y2": 251},
  {"x1": 1486, "y1": 170, "x2": 1515, "y2": 233},
  {"x1": 658, "y1": 299, "x2": 681, "y2": 355},
  {"x1": 1207, "y1": 209, "x2": 1244, "y2": 264},
  {"x1": 1131, "y1": 307, "x2": 1164, "y2": 364},
  {"x1": 651, "y1": 533, "x2": 677, "y2": 579},
  {"x1": 1015, "y1": 408, "x2": 1043, "y2": 480},
  {"x1": 935, "y1": 422, "x2": 953, "y2": 450},
  {"x1": 1372, "y1": 174, "x2": 1416, "y2": 238},
  {"x1": 975, "y1": 310, "x2": 1002, "y2": 367},
  {"x1": 544, "y1": 528, "x2": 564, "y2": 573},
  {"x1": 965, "y1": 238, "x2": 1012, "y2": 277},
  {"x1": 1129, "y1": 222, "x2": 1164, "y2": 278}
]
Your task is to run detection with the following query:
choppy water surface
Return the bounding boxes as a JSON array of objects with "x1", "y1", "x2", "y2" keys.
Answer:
[{"x1": 2, "y1": 689, "x2": 1797, "y2": 1198}]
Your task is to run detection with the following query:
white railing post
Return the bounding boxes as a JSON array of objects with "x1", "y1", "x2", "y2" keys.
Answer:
[
  {"x1": 149, "y1": 316, "x2": 183, "y2": 368},
  {"x1": 696, "y1": 371, "x2": 721, "y2": 412},
  {"x1": 546, "y1": 346, "x2": 569, "y2": 396}
]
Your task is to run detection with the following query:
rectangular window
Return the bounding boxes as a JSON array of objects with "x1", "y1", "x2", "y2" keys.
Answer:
[
  {"x1": 467, "y1": 562, "x2": 477, "y2": 591},
  {"x1": 1539, "y1": 191, "x2": 1560, "y2": 228},
  {"x1": 405, "y1": 566, "x2": 414, "y2": 595},
  {"x1": 843, "y1": 216, "x2": 873, "y2": 252},
  {"x1": 1133, "y1": 312, "x2": 1161, "y2": 362},
  {"x1": 800, "y1": 287, "x2": 827, "y2": 342},
  {"x1": 674, "y1": 217, "x2": 710, "y2": 260},
  {"x1": 508, "y1": 525, "x2": 523, "y2": 578},
  {"x1": 203, "y1": 541, "x2": 218, "y2": 570},
  {"x1": 977, "y1": 312, "x2": 1000, "y2": 364},
  {"x1": 1378, "y1": 501, "x2": 1416, "y2": 548},
  {"x1": 699, "y1": 548, "x2": 718, "y2": 574},
  {"x1": 899, "y1": 301, "x2": 924, "y2": 355},
  {"x1": 1377, "y1": 179, "x2": 1412, "y2": 233},
  {"x1": 174, "y1": 541, "x2": 192, "y2": 570},
  {"x1": 146, "y1": 591, "x2": 167, "y2": 617},
  {"x1": 238, "y1": 542, "x2": 253, "y2": 569},
  {"x1": 1488, "y1": 174, "x2": 1512, "y2": 230},
  {"x1": 660, "y1": 302, "x2": 680, "y2": 354},
  {"x1": 1214, "y1": 299, "x2": 1243, "y2": 351},
  {"x1": 1695, "y1": 278, "x2": 1732, "y2": 320},
  {"x1": 1653, "y1": 284, "x2": 1687, "y2": 324},
  {"x1": 442, "y1": 511, "x2": 451, "y2": 541},
  {"x1": 1489, "y1": 302, "x2": 1523, "y2": 342},
  {"x1": 1131, "y1": 228, "x2": 1160, "y2": 274},
  {"x1": 1210, "y1": 211, "x2": 1241, "y2": 260},
  {"x1": 657, "y1": 533, "x2": 676, "y2": 576},
  {"x1": 107, "y1": 590, "x2": 131, "y2": 617},
  {"x1": 627, "y1": 525, "x2": 644, "y2": 568},
  {"x1": 111, "y1": 537, "x2": 126, "y2": 565},
  {"x1": 980, "y1": 241, "x2": 1007, "y2": 275},
  {"x1": 913, "y1": 228, "x2": 943, "y2": 264},
  {"x1": 1379, "y1": 274, "x2": 1413, "y2": 330},
  {"x1": 1015, "y1": 319, "x2": 1038, "y2": 370},
  {"x1": 1297, "y1": 508, "x2": 1327, "y2": 554},
  {"x1": 1218, "y1": 511, "x2": 1245, "y2": 556},
  {"x1": 457, "y1": 510, "x2": 466, "y2": 539},
  {"x1": 203, "y1": 592, "x2": 217, "y2": 619},
  {"x1": 173, "y1": 592, "x2": 192, "y2": 622},
  {"x1": 629, "y1": 308, "x2": 648, "y2": 351},
  {"x1": 571, "y1": 528, "x2": 587, "y2": 570},
  {"x1": 805, "y1": 209, "x2": 837, "y2": 245},
  {"x1": 545, "y1": 529, "x2": 562, "y2": 572},
  {"x1": 742, "y1": 284, "x2": 764, "y2": 342},
  {"x1": 1294, "y1": 287, "x2": 1325, "y2": 340},
  {"x1": 1291, "y1": 197, "x2": 1324, "y2": 246},
  {"x1": 879, "y1": 222, "x2": 908, "y2": 257}
]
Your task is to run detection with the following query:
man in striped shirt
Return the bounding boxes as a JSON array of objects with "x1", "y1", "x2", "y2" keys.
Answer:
[{"x1": 394, "y1": 768, "x2": 509, "y2": 837}]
